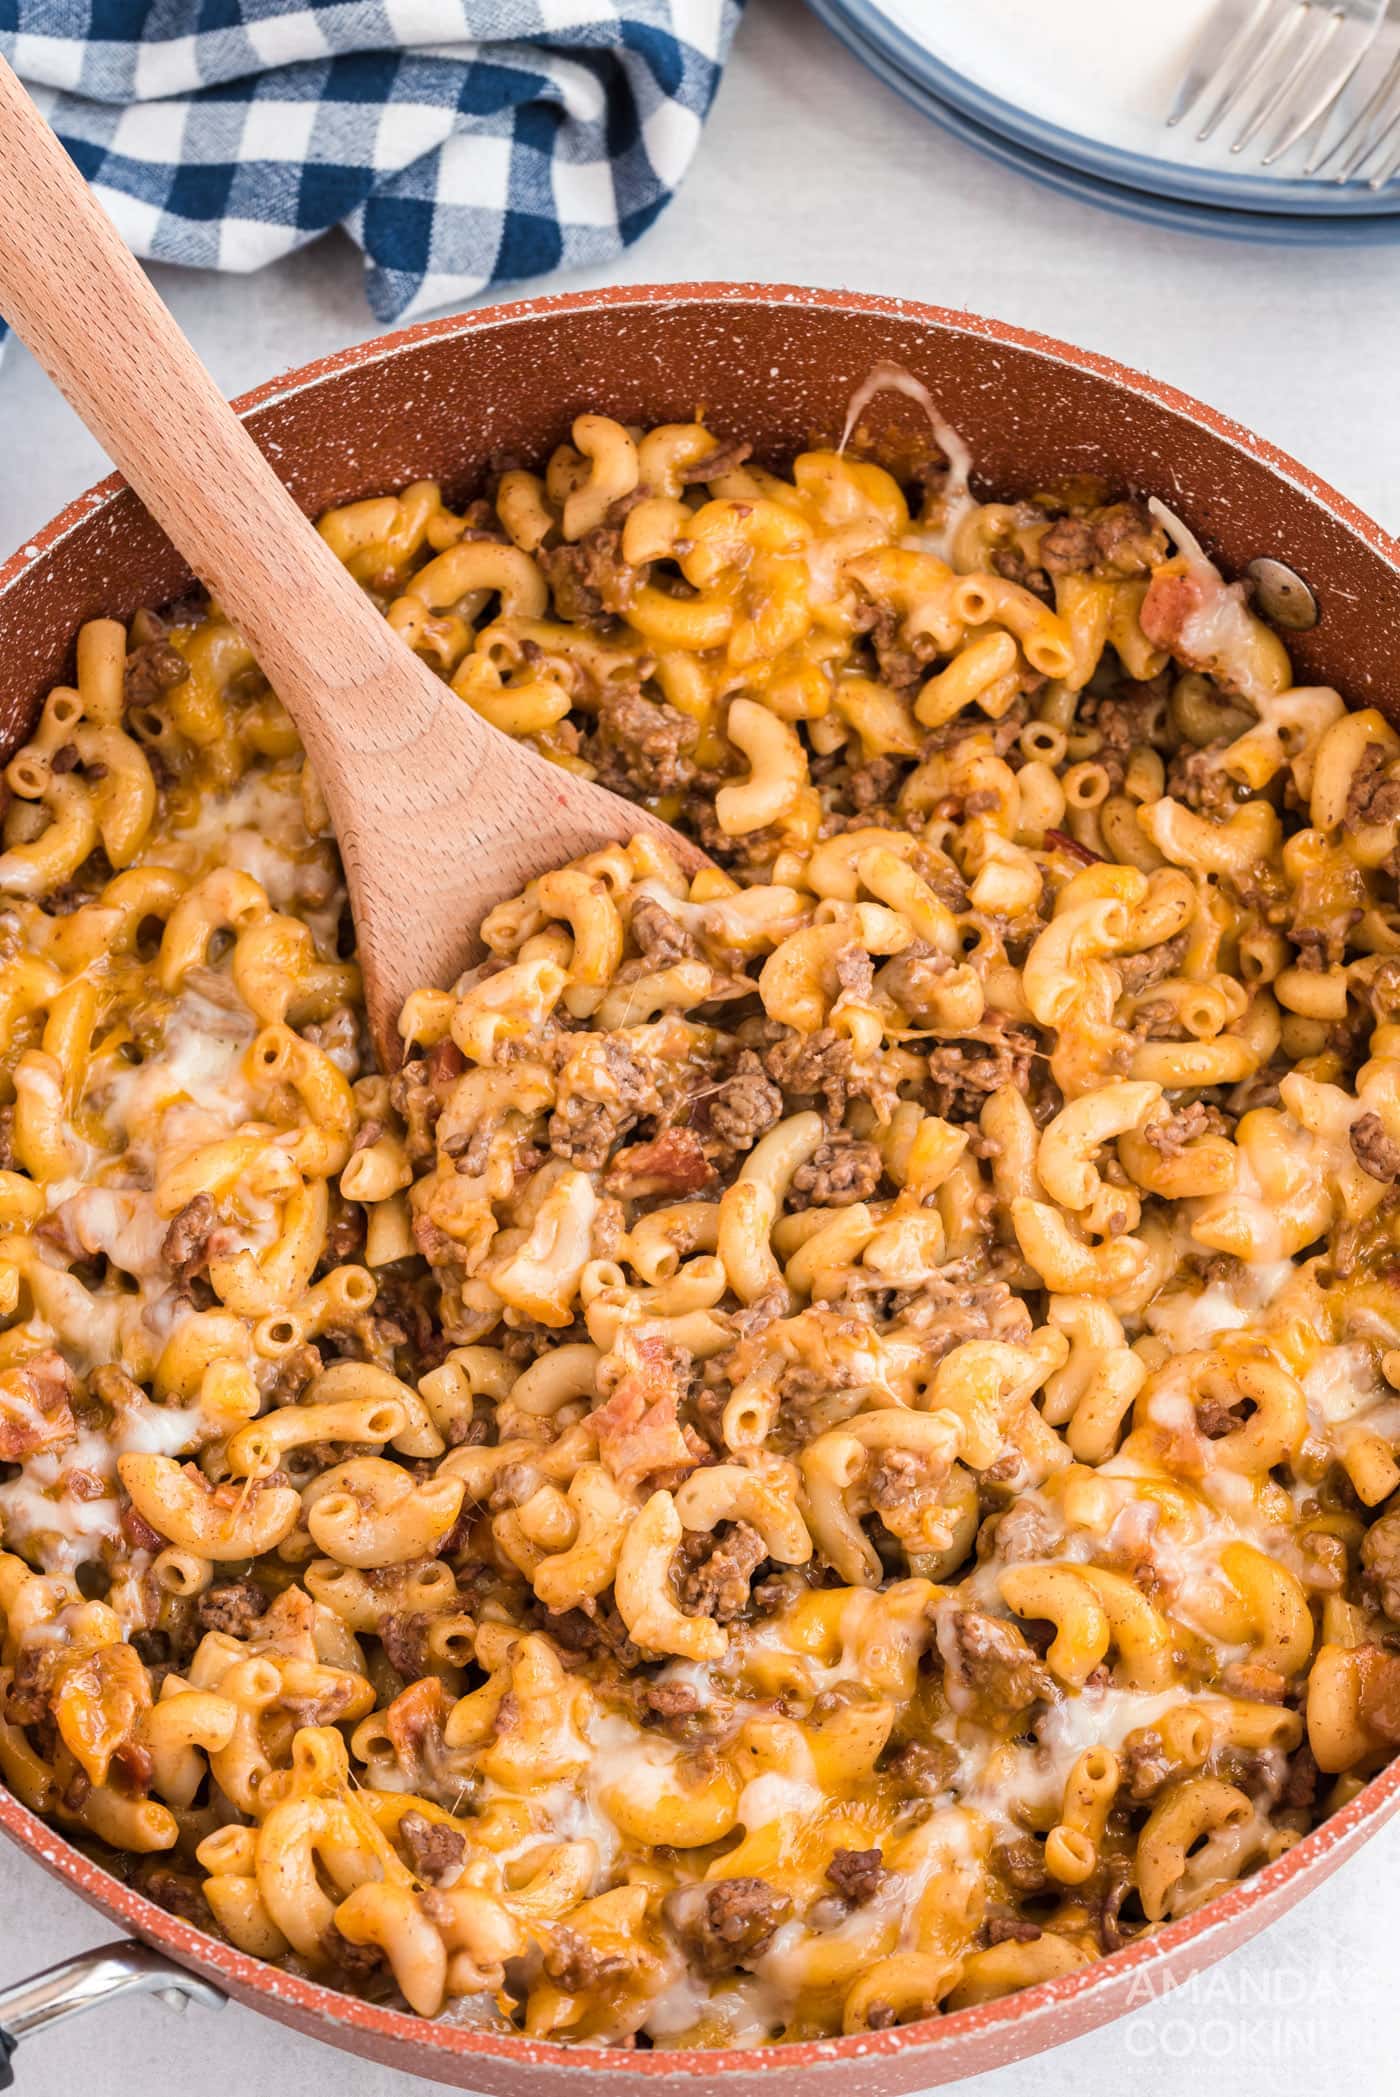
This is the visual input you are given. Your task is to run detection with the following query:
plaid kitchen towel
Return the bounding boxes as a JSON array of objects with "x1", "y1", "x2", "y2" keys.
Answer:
[{"x1": 0, "y1": 1, "x2": 741, "y2": 329}]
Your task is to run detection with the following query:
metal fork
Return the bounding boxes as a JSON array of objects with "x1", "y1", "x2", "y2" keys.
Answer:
[
  {"x1": 1166, "y1": 0, "x2": 1389, "y2": 164},
  {"x1": 1307, "y1": 40, "x2": 1400, "y2": 178}
]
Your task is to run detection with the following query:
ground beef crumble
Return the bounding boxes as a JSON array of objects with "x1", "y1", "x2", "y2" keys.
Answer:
[
  {"x1": 379, "y1": 1610, "x2": 435, "y2": 1680},
  {"x1": 399, "y1": 1809, "x2": 466, "y2": 1885},
  {"x1": 123, "y1": 629, "x2": 190, "y2": 707},
  {"x1": 1116, "y1": 931, "x2": 1189, "y2": 997},
  {"x1": 938, "y1": 1608, "x2": 1053, "y2": 1714},
  {"x1": 824, "y1": 1846, "x2": 888, "y2": 1904},
  {"x1": 678, "y1": 436, "x2": 752, "y2": 485},
  {"x1": 1351, "y1": 1110, "x2": 1400, "y2": 1182},
  {"x1": 761, "y1": 1026, "x2": 852, "y2": 1121},
  {"x1": 1143, "y1": 1100, "x2": 1230, "y2": 1157},
  {"x1": 893, "y1": 1272, "x2": 1033, "y2": 1363},
  {"x1": 161, "y1": 1192, "x2": 217, "y2": 1281},
  {"x1": 628, "y1": 894, "x2": 696, "y2": 969},
  {"x1": 137, "y1": 1865, "x2": 212, "y2": 1929},
  {"x1": 545, "y1": 1925, "x2": 630, "y2": 1992},
  {"x1": 539, "y1": 513, "x2": 639, "y2": 623},
  {"x1": 196, "y1": 1581, "x2": 269, "y2": 1638},
  {"x1": 1039, "y1": 500, "x2": 1166, "y2": 579},
  {"x1": 926, "y1": 1020, "x2": 1038, "y2": 1121},
  {"x1": 1345, "y1": 742, "x2": 1400, "y2": 832},
  {"x1": 667, "y1": 1878, "x2": 790, "y2": 1974},
  {"x1": 678, "y1": 1522, "x2": 767, "y2": 1623},
  {"x1": 789, "y1": 1130, "x2": 883, "y2": 1208},
  {"x1": 982, "y1": 1913, "x2": 1044, "y2": 1947},
  {"x1": 707, "y1": 1050, "x2": 783, "y2": 1150},
  {"x1": 590, "y1": 687, "x2": 698, "y2": 797}
]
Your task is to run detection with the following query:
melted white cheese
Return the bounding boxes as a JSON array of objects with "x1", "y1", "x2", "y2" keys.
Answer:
[{"x1": 840, "y1": 361, "x2": 975, "y2": 562}]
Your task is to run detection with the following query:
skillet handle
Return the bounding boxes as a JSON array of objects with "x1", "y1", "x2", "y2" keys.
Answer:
[{"x1": 0, "y1": 1942, "x2": 223, "y2": 2085}]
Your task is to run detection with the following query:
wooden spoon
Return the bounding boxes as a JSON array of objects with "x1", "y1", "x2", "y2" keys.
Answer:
[{"x1": 0, "y1": 57, "x2": 706, "y2": 1064}]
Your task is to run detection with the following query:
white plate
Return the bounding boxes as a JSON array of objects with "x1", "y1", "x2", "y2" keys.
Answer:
[
  {"x1": 842, "y1": 0, "x2": 1400, "y2": 211},
  {"x1": 808, "y1": 0, "x2": 1400, "y2": 240}
]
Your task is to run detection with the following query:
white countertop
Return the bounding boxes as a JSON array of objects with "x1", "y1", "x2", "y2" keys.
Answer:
[{"x1": 3, "y1": 1, "x2": 1400, "y2": 2091}]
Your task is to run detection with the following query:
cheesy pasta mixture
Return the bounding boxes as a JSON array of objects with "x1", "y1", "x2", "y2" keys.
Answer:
[{"x1": 1, "y1": 405, "x2": 1399, "y2": 2046}]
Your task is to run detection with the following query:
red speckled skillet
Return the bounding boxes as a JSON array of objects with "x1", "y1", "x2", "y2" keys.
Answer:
[{"x1": 0, "y1": 283, "x2": 1398, "y2": 2089}]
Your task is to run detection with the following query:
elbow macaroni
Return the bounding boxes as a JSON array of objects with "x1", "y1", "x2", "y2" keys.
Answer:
[{"x1": 0, "y1": 409, "x2": 1397, "y2": 2051}]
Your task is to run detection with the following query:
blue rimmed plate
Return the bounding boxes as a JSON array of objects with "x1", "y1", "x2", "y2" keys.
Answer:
[
  {"x1": 813, "y1": 0, "x2": 1400, "y2": 217},
  {"x1": 806, "y1": 0, "x2": 1400, "y2": 244}
]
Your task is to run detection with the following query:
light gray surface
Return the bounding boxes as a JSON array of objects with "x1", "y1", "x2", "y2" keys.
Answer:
[
  {"x1": 2, "y1": 1, "x2": 1400, "y2": 2091},
  {"x1": 6, "y1": 0, "x2": 1400, "y2": 545}
]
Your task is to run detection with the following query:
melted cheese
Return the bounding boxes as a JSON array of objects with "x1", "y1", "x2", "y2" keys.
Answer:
[
  {"x1": 0, "y1": 1399, "x2": 200, "y2": 1569},
  {"x1": 103, "y1": 987, "x2": 256, "y2": 1152},
  {"x1": 1303, "y1": 1343, "x2": 1382, "y2": 1428},
  {"x1": 840, "y1": 361, "x2": 975, "y2": 561},
  {"x1": 1149, "y1": 498, "x2": 1279, "y2": 707}
]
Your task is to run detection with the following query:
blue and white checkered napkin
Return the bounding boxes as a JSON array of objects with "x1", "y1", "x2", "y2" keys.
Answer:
[{"x1": 0, "y1": 1, "x2": 741, "y2": 328}]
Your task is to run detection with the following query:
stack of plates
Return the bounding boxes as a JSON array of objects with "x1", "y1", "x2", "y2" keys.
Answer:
[{"x1": 806, "y1": 0, "x2": 1400, "y2": 245}]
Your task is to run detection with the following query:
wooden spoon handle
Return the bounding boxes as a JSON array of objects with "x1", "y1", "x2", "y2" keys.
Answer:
[
  {"x1": 0, "y1": 59, "x2": 707, "y2": 1064},
  {"x1": 0, "y1": 57, "x2": 482, "y2": 778}
]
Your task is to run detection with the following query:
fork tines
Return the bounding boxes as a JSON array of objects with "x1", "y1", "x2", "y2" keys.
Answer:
[
  {"x1": 1166, "y1": 0, "x2": 1389, "y2": 171},
  {"x1": 1308, "y1": 42, "x2": 1400, "y2": 179}
]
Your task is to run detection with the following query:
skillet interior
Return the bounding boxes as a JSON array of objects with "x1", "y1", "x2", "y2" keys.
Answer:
[{"x1": 1, "y1": 282, "x2": 1398, "y2": 2091}]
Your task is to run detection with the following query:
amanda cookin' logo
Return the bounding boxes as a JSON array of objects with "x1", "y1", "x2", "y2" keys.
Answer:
[{"x1": 1120, "y1": 1961, "x2": 1350, "y2": 2059}]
